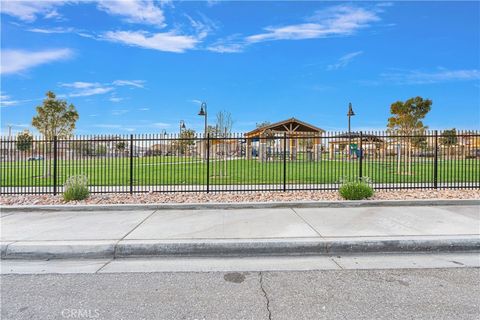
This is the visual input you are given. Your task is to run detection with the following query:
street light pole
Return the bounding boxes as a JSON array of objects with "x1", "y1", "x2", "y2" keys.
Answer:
[
  {"x1": 179, "y1": 120, "x2": 186, "y2": 134},
  {"x1": 347, "y1": 102, "x2": 355, "y2": 159},
  {"x1": 198, "y1": 102, "x2": 208, "y2": 159}
]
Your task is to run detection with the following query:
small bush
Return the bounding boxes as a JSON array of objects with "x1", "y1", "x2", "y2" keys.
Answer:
[
  {"x1": 63, "y1": 175, "x2": 90, "y2": 201},
  {"x1": 339, "y1": 177, "x2": 374, "y2": 200}
]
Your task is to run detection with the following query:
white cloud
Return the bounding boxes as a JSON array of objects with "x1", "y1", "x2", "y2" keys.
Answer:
[
  {"x1": 27, "y1": 27, "x2": 76, "y2": 34},
  {"x1": 103, "y1": 30, "x2": 199, "y2": 53},
  {"x1": 139, "y1": 107, "x2": 150, "y2": 111},
  {"x1": 0, "y1": 92, "x2": 38, "y2": 107},
  {"x1": 111, "y1": 109, "x2": 128, "y2": 116},
  {"x1": 0, "y1": 0, "x2": 70, "y2": 22},
  {"x1": 0, "y1": 93, "x2": 19, "y2": 107},
  {"x1": 381, "y1": 68, "x2": 480, "y2": 84},
  {"x1": 69, "y1": 87, "x2": 114, "y2": 97},
  {"x1": 190, "y1": 99, "x2": 203, "y2": 105},
  {"x1": 109, "y1": 96, "x2": 123, "y2": 103},
  {"x1": 153, "y1": 122, "x2": 171, "y2": 128},
  {"x1": 207, "y1": 43, "x2": 244, "y2": 53},
  {"x1": 206, "y1": 0, "x2": 221, "y2": 7},
  {"x1": 97, "y1": 0, "x2": 166, "y2": 27},
  {"x1": 0, "y1": 48, "x2": 73, "y2": 75},
  {"x1": 60, "y1": 82, "x2": 101, "y2": 89},
  {"x1": 60, "y1": 81, "x2": 114, "y2": 97},
  {"x1": 94, "y1": 124, "x2": 122, "y2": 129},
  {"x1": 60, "y1": 79, "x2": 146, "y2": 98},
  {"x1": 327, "y1": 51, "x2": 363, "y2": 70},
  {"x1": 113, "y1": 80, "x2": 145, "y2": 88},
  {"x1": 207, "y1": 34, "x2": 246, "y2": 53},
  {"x1": 2, "y1": 1, "x2": 165, "y2": 26},
  {"x1": 185, "y1": 13, "x2": 216, "y2": 39},
  {"x1": 246, "y1": 5, "x2": 380, "y2": 43}
]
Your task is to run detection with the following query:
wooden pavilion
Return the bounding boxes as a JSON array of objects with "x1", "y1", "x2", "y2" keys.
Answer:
[{"x1": 244, "y1": 118, "x2": 325, "y2": 161}]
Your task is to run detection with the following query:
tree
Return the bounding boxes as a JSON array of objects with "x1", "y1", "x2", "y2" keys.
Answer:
[
  {"x1": 96, "y1": 145, "x2": 107, "y2": 156},
  {"x1": 115, "y1": 141, "x2": 126, "y2": 154},
  {"x1": 387, "y1": 97, "x2": 432, "y2": 135},
  {"x1": 215, "y1": 110, "x2": 233, "y2": 137},
  {"x1": 214, "y1": 111, "x2": 234, "y2": 177},
  {"x1": 32, "y1": 91, "x2": 79, "y2": 139},
  {"x1": 440, "y1": 128, "x2": 458, "y2": 146},
  {"x1": 175, "y1": 129, "x2": 196, "y2": 155},
  {"x1": 206, "y1": 125, "x2": 219, "y2": 136},
  {"x1": 73, "y1": 141, "x2": 96, "y2": 156},
  {"x1": 16, "y1": 130, "x2": 33, "y2": 152},
  {"x1": 387, "y1": 96, "x2": 432, "y2": 174}
]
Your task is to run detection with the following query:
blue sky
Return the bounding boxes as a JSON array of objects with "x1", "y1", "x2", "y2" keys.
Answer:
[{"x1": 1, "y1": 0, "x2": 479, "y2": 135}]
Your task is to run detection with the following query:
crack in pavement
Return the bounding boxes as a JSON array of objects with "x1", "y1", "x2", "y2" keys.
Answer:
[{"x1": 259, "y1": 272, "x2": 272, "y2": 320}]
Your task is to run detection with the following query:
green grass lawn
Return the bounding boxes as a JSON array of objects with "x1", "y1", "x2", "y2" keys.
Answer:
[{"x1": 1, "y1": 156, "x2": 478, "y2": 187}]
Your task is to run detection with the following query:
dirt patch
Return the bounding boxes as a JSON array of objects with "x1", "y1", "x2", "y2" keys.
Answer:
[{"x1": 224, "y1": 272, "x2": 247, "y2": 284}]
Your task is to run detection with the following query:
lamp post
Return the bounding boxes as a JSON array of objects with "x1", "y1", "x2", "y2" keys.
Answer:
[
  {"x1": 347, "y1": 102, "x2": 355, "y2": 159},
  {"x1": 198, "y1": 102, "x2": 207, "y2": 137},
  {"x1": 198, "y1": 102, "x2": 208, "y2": 159},
  {"x1": 179, "y1": 120, "x2": 186, "y2": 134}
]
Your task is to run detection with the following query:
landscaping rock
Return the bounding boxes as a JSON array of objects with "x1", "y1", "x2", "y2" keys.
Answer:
[{"x1": 1, "y1": 189, "x2": 478, "y2": 206}]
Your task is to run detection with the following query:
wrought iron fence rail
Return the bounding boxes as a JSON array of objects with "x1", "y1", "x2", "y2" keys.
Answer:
[{"x1": 1, "y1": 130, "x2": 479, "y2": 195}]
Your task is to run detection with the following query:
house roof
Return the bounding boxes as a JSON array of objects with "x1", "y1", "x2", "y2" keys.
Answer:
[{"x1": 244, "y1": 118, "x2": 324, "y2": 137}]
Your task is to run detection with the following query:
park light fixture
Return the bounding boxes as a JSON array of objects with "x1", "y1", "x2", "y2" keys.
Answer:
[
  {"x1": 347, "y1": 102, "x2": 355, "y2": 117},
  {"x1": 347, "y1": 102, "x2": 355, "y2": 159},
  {"x1": 347, "y1": 102, "x2": 355, "y2": 135},
  {"x1": 198, "y1": 101, "x2": 208, "y2": 160},
  {"x1": 198, "y1": 102, "x2": 207, "y2": 116},
  {"x1": 198, "y1": 102, "x2": 208, "y2": 137},
  {"x1": 179, "y1": 120, "x2": 186, "y2": 133}
]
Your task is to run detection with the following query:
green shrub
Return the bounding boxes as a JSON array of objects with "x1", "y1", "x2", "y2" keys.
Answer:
[
  {"x1": 339, "y1": 177, "x2": 374, "y2": 200},
  {"x1": 63, "y1": 175, "x2": 90, "y2": 201}
]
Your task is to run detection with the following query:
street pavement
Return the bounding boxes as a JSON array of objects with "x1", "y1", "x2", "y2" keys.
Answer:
[{"x1": 2, "y1": 268, "x2": 479, "y2": 320}]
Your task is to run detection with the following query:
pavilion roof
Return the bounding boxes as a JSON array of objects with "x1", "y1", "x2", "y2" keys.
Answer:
[{"x1": 244, "y1": 118, "x2": 324, "y2": 138}]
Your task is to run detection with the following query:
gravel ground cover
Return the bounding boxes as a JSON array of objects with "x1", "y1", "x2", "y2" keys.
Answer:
[{"x1": 1, "y1": 189, "x2": 478, "y2": 206}]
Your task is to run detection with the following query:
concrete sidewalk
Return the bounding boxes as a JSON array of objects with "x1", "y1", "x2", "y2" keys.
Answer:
[{"x1": 1, "y1": 204, "x2": 479, "y2": 259}]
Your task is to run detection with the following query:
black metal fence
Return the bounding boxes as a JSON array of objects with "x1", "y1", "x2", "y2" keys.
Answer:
[{"x1": 1, "y1": 130, "x2": 479, "y2": 195}]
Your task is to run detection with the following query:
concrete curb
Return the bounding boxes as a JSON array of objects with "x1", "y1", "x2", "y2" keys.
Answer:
[
  {"x1": 1, "y1": 199, "x2": 479, "y2": 212},
  {"x1": 2, "y1": 236, "x2": 479, "y2": 260}
]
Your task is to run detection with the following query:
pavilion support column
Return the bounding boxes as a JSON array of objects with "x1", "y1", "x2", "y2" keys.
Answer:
[
  {"x1": 329, "y1": 144, "x2": 335, "y2": 160},
  {"x1": 314, "y1": 141, "x2": 322, "y2": 161},
  {"x1": 290, "y1": 138, "x2": 295, "y2": 160},
  {"x1": 259, "y1": 138, "x2": 267, "y2": 162},
  {"x1": 246, "y1": 139, "x2": 252, "y2": 160}
]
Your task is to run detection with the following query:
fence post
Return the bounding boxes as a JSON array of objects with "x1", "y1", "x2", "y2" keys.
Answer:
[
  {"x1": 130, "y1": 134, "x2": 134, "y2": 194},
  {"x1": 206, "y1": 133, "x2": 210, "y2": 193},
  {"x1": 53, "y1": 136, "x2": 58, "y2": 195},
  {"x1": 359, "y1": 131, "x2": 363, "y2": 180},
  {"x1": 434, "y1": 130, "x2": 438, "y2": 189},
  {"x1": 283, "y1": 133, "x2": 287, "y2": 192}
]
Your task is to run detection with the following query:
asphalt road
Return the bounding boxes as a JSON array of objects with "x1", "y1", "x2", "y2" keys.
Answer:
[{"x1": 2, "y1": 268, "x2": 479, "y2": 320}]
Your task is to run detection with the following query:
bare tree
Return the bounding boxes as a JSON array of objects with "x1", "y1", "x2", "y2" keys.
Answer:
[
  {"x1": 213, "y1": 111, "x2": 234, "y2": 177},
  {"x1": 215, "y1": 110, "x2": 233, "y2": 137}
]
